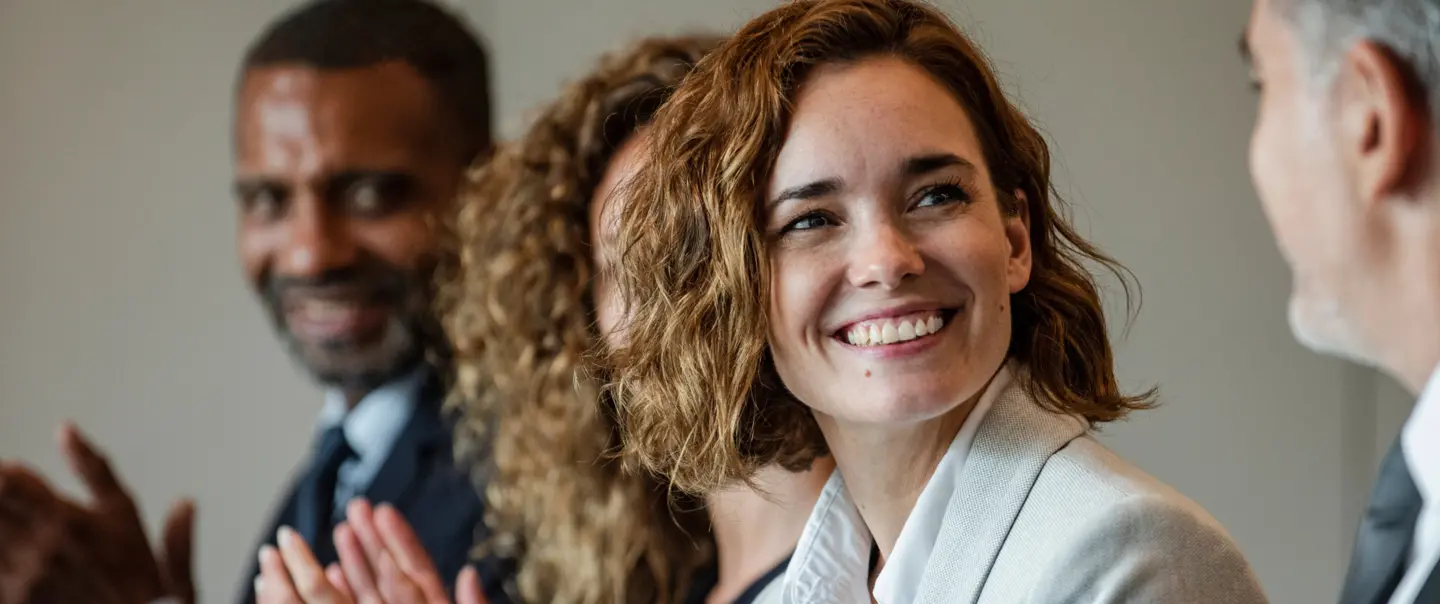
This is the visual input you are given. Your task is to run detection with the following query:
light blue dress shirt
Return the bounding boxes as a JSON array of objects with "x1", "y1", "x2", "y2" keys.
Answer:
[{"x1": 314, "y1": 367, "x2": 425, "y2": 512}]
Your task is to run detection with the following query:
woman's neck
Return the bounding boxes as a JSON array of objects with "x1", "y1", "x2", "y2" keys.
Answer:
[
  {"x1": 704, "y1": 457, "x2": 835, "y2": 604},
  {"x1": 814, "y1": 381, "x2": 991, "y2": 564}
]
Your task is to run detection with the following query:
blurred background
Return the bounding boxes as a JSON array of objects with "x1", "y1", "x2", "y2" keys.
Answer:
[{"x1": 0, "y1": 0, "x2": 1413, "y2": 602}]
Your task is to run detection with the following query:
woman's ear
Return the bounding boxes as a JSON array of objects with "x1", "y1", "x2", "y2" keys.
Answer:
[{"x1": 1006, "y1": 189, "x2": 1033, "y2": 294}]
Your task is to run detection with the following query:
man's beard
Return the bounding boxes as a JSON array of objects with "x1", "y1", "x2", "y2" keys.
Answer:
[
  {"x1": 1288, "y1": 288, "x2": 1377, "y2": 369},
  {"x1": 261, "y1": 261, "x2": 444, "y2": 393}
]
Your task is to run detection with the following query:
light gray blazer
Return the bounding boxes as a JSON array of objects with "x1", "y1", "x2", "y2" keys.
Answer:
[{"x1": 913, "y1": 380, "x2": 1269, "y2": 603}]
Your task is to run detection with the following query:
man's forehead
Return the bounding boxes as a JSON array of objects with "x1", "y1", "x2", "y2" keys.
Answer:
[
  {"x1": 1244, "y1": 0, "x2": 1264, "y2": 51},
  {"x1": 237, "y1": 62, "x2": 438, "y2": 111},
  {"x1": 233, "y1": 64, "x2": 453, "y2": 175},
  {"x1": 1242, "y1": 0, "x2": 1288, "y2": 66},
  {"x1": 1248, "y1": 0, "x2": 1290, "y2": 46}
]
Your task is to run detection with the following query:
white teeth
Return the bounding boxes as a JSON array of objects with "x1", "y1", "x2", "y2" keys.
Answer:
[
  {"x1": 843, "y1": 313, "x2": 947, "y2": 348},
  {"x1": 301, "y1": 300, "x2": 358, "y2": 321},
  {"x1": 847, "y1": 327, "x2": 868, "y2": 346}
]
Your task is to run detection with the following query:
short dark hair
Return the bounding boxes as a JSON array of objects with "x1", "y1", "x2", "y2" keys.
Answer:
[{"x1": 241, "y1": 0, "x2": 493, "y2": 157}]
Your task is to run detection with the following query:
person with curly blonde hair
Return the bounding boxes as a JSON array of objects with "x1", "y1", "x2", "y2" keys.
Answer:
[
  {"x1": 604, "y1": 1, "x2": 1269, "y2": 602},
  {"x1": 258, "y1": 34, "x2": 833, "y2": 604}
]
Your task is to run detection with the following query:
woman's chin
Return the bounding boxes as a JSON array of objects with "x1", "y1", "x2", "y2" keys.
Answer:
[{"x1": 815, "y1": 387, "x2": 968, "y2": 427}]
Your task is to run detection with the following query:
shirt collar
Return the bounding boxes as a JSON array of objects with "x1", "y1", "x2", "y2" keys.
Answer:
[
  {"x1": 871, "y1": 365, "x2": 1009, "y2": 604},
  {"x1": 1403, "y1": 364, "x2": 1440, "y2": 503},
  {"x1": 781, "y1": 364, "x2": 1013, "y2": 604},
  {"x1": 784, "y1": 470, "x2": 872, "y2": 603},
  {"x1": 317, "y1": 366, "x2": 428, "y2": 462}
]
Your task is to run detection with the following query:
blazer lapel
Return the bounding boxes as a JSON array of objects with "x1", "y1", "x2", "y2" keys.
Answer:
[
  {"x1": 914, "y1": 374, "x2": 1087, "y2": 604},
  {"x1": 237, "y1": 477, "x2": 304, "y2": 603},
  {"x1": 362, "y1": 372, "x2": 449, "y2": 510}
]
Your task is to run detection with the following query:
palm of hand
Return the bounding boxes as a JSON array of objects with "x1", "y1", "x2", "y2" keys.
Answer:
[{"x1": 0, "y1": 424, "x2": 194, "y2": 604}]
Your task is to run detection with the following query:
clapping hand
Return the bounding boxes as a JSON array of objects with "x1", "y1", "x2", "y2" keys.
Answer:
[
  {"x1": 0, "y1": 423, "x2": 195, "y2": 604},
  {"x1": 256, "y1": 499, "x2": 486, "y2": 604}
]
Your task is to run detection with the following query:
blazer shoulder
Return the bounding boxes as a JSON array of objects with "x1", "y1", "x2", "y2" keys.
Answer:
[
  {"x1": 1022, "y1": 491, "x2": 1268, "y2": 603},
  {"x1": 988, "y1": 435, "x2": 1268, "y2": 603},
  {"x1": 1037, "y1": 435, "x2": 1251, "y2": 565},
  {"x1": 1044, "y1": 434, "x2": 1183, "y2": 500}
]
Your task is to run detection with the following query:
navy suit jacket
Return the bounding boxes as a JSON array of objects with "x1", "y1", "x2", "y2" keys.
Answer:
[{"x1": 236, "y1": 372, "x2": 514, "y2": 603}]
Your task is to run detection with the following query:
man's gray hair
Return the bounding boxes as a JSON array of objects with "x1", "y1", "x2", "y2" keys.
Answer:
[{"x1": 1280, "y1": 0, "x2": 1440, "y2": 116}]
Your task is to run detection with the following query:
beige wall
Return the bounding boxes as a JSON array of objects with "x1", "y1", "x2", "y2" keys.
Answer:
[
  {"x1": 0, "y1": 1, "x2": 324, "y2": 599},
  {"x1": 0, "y1": 1, "x2": 1410, "y2": 602}
]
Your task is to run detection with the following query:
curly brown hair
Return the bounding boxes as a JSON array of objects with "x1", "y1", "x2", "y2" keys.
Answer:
[
  {"x1": 434, "y1": 35, "x2": 724, "y2": 604},
  {"x1": 604, "y1": 0, "x2": 1156, "y2": 496}
]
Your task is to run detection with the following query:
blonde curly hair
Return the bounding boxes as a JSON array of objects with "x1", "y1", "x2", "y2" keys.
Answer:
[
  {"x1": 435, "y1": 35, "x2": 724, "y2": 604},
  {"x1": 604, "y1": 0, "x2": 1155, "y2": 497}
]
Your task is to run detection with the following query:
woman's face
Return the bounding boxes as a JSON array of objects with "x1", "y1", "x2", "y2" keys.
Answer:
[
  {"x1": 763, "y1": 56, "x2": 1031, "y2": 427},
  {"x1": 589, "y1": 131, "x2": 647, "y2": 347}
]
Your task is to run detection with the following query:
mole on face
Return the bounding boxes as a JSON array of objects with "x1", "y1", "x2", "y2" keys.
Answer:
[{"x1": 865, "y1": 369, "x2": 872, "y2": 378}]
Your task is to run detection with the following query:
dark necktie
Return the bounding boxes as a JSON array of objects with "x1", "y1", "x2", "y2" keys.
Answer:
[
  {"x1": 298, "y1": 425, "x2": 355, "y2": 565},
  {"x1": 1340, "y1": 441, "x2": 1424, "y2": 604}
]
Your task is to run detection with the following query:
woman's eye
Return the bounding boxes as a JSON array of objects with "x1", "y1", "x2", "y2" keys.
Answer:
[
  {"x1": 915, "y1": 184, "x2": 970, "y2": 209},
  {"x1": 782, "y1": 211, "x2": 835, "y2": 233}
]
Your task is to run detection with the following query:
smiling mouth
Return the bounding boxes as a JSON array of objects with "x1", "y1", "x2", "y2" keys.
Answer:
[
  {"x1": 835, "y1": 308, "x2": 956, "y2": 348},
  {"x1": 284, "y1": 298, "x2": 390, "y2": 342}
]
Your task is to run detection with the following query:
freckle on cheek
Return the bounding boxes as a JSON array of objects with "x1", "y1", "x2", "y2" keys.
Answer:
[{"x1": 864, "y1": 369, "x2": 871, "y2": 378}]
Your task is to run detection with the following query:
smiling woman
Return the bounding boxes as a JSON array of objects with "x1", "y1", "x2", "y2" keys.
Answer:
[{"x1": 605, "y1": 0, "x2": 1270, "y2": 602}]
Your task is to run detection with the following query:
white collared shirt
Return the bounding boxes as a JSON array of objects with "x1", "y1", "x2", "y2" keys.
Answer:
[
  {"x1": 314, "y1": 367, "x2": 425, "y2": 510},
  {"x1": 1390, "y1": 365, "x2": 1440, "y2": 603},
  {"x1": 780, "y1": 366, "x2": 1012, "y2": 604}
]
